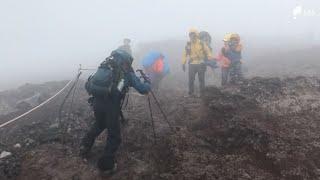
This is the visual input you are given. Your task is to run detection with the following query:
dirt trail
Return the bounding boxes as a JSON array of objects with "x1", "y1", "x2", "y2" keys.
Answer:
[{"x1": 1, "y1": 76, "x2": 320, "y2": 180}]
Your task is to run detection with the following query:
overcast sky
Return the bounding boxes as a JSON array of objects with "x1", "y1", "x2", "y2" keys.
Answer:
[{"x1": 0, "y1": 0, "x2": 319, "y2": 90}]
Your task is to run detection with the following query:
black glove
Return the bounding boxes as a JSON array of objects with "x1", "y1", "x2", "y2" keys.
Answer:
[
  {"x1": 87, "y1": 96, "x2": 94, "y2": 106},
  {"x1": 143, "y1": 74, "x2": 151, "y2": 84},
  {"x1": 182, "y1": 64, "x2": 186, "y2": 72}
]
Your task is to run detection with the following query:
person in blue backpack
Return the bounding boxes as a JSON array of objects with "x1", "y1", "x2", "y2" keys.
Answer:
[
  {"x1": 142, "y1": 51, "x2": 169, "y2": 91},
  {"x1": 80, "y1": 49, "x2": 150, "y2": 174}
]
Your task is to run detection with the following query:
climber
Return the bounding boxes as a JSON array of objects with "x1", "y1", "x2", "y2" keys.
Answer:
[
  {"x1": 217, "y1": 33, "x2": 243, "y2": 85},
  {"x1": 227, "y1": 33, "x2": 243, "y2": 84},
  {"x1": 80, "y1": 49, "x2": 150, "y2": 174},
  {"x1": 141, "y1": 51, "x2": 170, "y2": 91},
  {"x1": 182, "y1": 28, "x2": 214, "y2": 97}
]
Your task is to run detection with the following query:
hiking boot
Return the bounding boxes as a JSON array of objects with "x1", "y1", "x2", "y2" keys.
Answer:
[
  {"x1": 99, "y1": 163, "x2": 117, "y2": 177},
  {"x1": 79, "y1": 145, "x2": 91, "y2": 159},
  {"x1": 97, "y1": 155, "x2": 116, "y2": 171}
]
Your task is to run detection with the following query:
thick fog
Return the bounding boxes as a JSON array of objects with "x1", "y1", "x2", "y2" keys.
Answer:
[{"x1": 1, "y1": 0, "x2": 319, "y2": 90}]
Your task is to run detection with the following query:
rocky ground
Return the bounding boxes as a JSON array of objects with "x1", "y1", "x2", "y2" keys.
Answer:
[
  {"x1": 0, "y1": 75, "x2": 320, "y2": 180},
  {"x1": 0, "y1": 81, "x2": 68, "y2": 119}
]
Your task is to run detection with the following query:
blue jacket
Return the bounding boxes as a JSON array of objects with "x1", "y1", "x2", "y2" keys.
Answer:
[
  {"x1": 112, "y1": 55, "x2": 151, "y2": 95},
  {"x1": 225, "y1": 50, "x2": 242, "y2": 63},
  {"x1": 93, "y1": 70, "x2": 150, "y2": 111},
  {"x1": 124, "y1": 71, "x2": 150, "y2": 94}
]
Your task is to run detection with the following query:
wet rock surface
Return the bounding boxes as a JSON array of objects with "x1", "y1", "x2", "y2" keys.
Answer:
[{"x1": 0, "y1": 77, "x2": 320, "y2": 179}]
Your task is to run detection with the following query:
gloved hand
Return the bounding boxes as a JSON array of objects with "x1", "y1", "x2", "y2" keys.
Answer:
[
  {"x1": 182, "y1": 64, "x2": 186, "y2": 72},
  {"x1": 144, "y1": 83, "x2": 151, "y2": 94},
  {"x1": 143, "y1": 74, "x2": 151, "y2": 84}
]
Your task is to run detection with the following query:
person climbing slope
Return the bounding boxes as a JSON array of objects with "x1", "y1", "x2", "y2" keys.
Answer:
[{"x1": 80, "y1": 49, "x2": 150, "y2": 174}]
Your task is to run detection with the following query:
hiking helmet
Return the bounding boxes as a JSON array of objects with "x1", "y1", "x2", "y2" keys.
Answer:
[
  {"x1": 223, "y1": 33, "x2": 233, "y2": 42},
  {"x1": 188, "y1": 28, "x2": 199, "y2": 36},
  {"x1": 199, "y1": 31, "x2": 212, "y2": 44},
  {"x1": 230, "y1": 33, "x2": 240, "y2": 42}
]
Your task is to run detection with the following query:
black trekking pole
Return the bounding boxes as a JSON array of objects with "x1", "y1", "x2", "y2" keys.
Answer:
[
  {"x1": 149, "y1": 90, "x2": 174, "y2": 132},
  {"x1": 147, "y1": 95, "x2": 157, "y2": 144},
  {"x1": 119, "y1": 90, "x2": 130, "y2": 125},
  {"x1": 136, "y1": 69, "x2": 175, "y2": 133}
]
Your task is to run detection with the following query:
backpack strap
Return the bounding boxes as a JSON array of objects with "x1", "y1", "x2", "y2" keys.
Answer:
[
  {"x1": 185, "y1": 41, "x2": 192, "y2": 64},
  {"x1": 112, "y1": 60, "x2": 132, "y2": 95},
  {"x1": 200, "y1": 42, "x2": 209, "y2": 61},
  {"x1": 185, "y1": 41, "x2": 191, "y2": 56}
]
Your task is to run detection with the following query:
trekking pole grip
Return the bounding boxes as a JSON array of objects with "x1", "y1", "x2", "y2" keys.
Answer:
[{"x1": 136, "y1": 69, "x2": 151, "y2": 83}]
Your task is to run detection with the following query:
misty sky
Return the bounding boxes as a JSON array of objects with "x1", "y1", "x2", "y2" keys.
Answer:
[{"x1": 0, "y1": 0, "x2": 319, "y2": 90}]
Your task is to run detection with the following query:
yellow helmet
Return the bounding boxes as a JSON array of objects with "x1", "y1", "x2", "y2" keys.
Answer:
[
  {"x1": 189, "y1": 28, "x2": 199, "y2": 35},
  {"x1": 230, "y1": 33, "x2": 240, "y2": 42},
  {"x1": 223, "y1": 33, "x2": 233, "y2": 42}
]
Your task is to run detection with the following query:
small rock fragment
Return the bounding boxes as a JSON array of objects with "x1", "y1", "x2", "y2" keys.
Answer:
[
  {"x1": 242, "y1": 172, "x2": 251, "y2": 179},
  {"x1": 25, "y1": 138, "x2": 35, "y2": 146},
  {"x1": 49, "y1": 123, "x2": 59, "y2": 129},
  {"x1": 0, "y1": 151, "x2": 12, "y2": 159},
  {"x1": 14, "y1": 143, "x2": 21, "y2": 148}
]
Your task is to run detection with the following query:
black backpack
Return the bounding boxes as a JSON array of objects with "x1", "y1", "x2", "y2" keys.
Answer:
[
  {"x1": 85, "y1": 50, "x2": 133, "y2": 97},
  {"x1": 199, "y1": 31, "x2": 212, "y2": 45},
  {"x1": 85, "y1": 60, "x2": 115, "y2": 97}
]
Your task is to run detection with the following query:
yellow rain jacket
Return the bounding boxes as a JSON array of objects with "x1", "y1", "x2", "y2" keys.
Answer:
[{"x1": 182, "y1": 39, "x2": 213, "y2": 65}]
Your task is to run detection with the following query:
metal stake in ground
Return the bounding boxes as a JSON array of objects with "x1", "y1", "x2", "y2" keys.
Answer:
[{"x1": 58, "y1": 71, "x2": 82, "y2": 143}]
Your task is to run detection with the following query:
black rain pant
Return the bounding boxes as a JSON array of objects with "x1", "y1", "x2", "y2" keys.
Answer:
[
  {"x1": 221, "y1": 61, "x2": 242, "y2": 86},
  {"x1": 81, "y1": 96, "x2": 121, "y2": 170},
  {"x1": 188, "y1": 64, "x2": 206, "y2": 95}
]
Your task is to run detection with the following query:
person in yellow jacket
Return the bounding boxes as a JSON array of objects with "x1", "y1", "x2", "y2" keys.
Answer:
[{"x1": 182, "y1": 28, "x2": 213, "y2": 96}]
